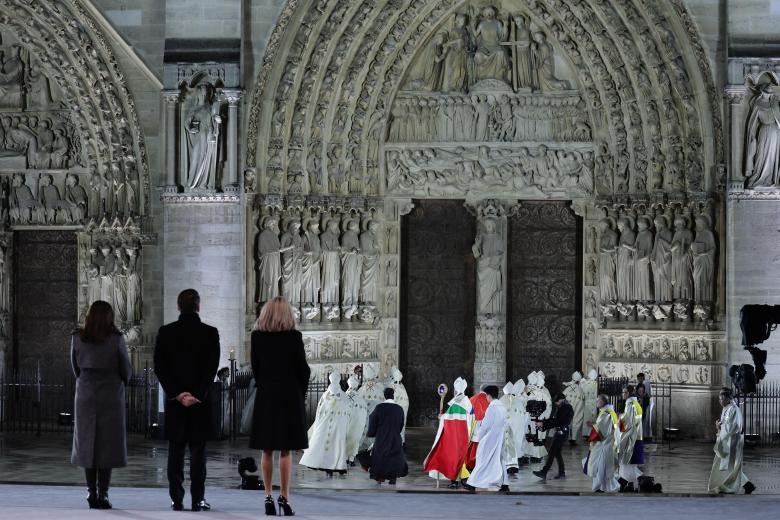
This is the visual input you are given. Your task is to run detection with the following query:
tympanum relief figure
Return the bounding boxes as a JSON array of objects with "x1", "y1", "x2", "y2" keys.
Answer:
[{"x1": 472, "y1": 6, "x2": 510, "y2": 85}]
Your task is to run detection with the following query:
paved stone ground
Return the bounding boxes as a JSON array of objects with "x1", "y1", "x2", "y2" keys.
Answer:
[
  {"x1": 0, "y1": 484, "x2": 778, "y2": 520},
  {"x1": 1, "y1": 429, "x2": 778, "y2": 495}
]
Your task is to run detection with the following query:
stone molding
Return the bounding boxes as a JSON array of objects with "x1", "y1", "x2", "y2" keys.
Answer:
[{"x1": 160, "y1": 192, "x2": 241, "y2": 204}]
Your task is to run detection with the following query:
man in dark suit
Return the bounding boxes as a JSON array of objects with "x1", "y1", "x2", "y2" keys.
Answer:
[{"x1": 154, "y1": 289, "x2": 220, "y2": 512}]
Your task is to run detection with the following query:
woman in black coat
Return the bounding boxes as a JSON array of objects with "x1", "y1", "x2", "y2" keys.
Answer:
[
  {"x1": 250, "y1": 296, "x2": 310, "y2": 516},
  {"x1": 71, "y1": 300, "x2": 132, "y2": 509}
]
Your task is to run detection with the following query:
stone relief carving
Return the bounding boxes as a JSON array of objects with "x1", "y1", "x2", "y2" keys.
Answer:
[
  {"x1": 596, "y1": 201, "x2": 716, "y2": 322},
  {"x1": 182, "y1": 83, "x2": 223, "y2": 191},
  {"x1": 253, "y1": 197, "x2": 383, "y2": 324},
  {"x1": 744, "y1": 71, "x2": 780, "y2": 188},
  {"x1": 385, "y1": 144, "x2": 593, "y2": 197},
  {"x1": 0, "y1": 172, "x2": 100, "y2": 226}
]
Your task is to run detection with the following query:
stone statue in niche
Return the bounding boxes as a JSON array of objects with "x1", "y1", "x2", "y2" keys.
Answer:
[
  {"x1": 598, "y1": 218, "x2": 618, "y2": 303},
  {"x1": 473, "y1": 217, "x2": 503, "y2": 316},
  {"x1": 670, "y1": 216, "x2": 693, "y2": 301},
  {"x1": 301, "y1": 219, "x2": 322, "y2": 319},
  {"x1": 471, "y1": 6, "x2": 510, "y2": 85},
  {"x1": 532, "y1": 32, "x2": 569, "y2": 92},
  {"x1": 126, "y1": 244, "x2": 142, "y2": 323},
  {"x1": 691, "y1": 215, "x2": 716, "y2": 304},
  {"x1": 280, "y1": 219, "x2": 304, "y2": 312},
  {"x1": 503, "y1": 15, "x2": 534, "y2": 90},
  {"x1": 744, "y1": 74, "x2": 780, "y2": 188},
  {"x1": 340, "y1": 218, "x2": 362, "y2": 320},
  {"x1": 9, "y1": 173, "x2": 43, "y2": 224},
  {"x1": 256, "y1": 216, "x2": 282, "y2": 304},
  {"x1": 65, "y1": 174, "x2": 88, "y2": 222},
  {"x1": 112, "y1": 248, "x2": 128, "y2": 323},
  {"x1": 651, "y1": 215, "x2": 673, "y2": 302},
  {"x1": 634, "y1": 216, "x2": 653, "y2": 302},
  {"x1": 320, "y1": 219, "x2": 342, "y2": 320},
  {"x1": 441, "y1": 14, "x2": 471, "y2": 93},
  {"x1": 183, "y1": 84, "x2": 222, "y2": 190},
  {"x1": 359, "y1": 220, "x2": 381, "y2": 317},
  {"x1": 615, "y1": 217, "x2": 635, "y2": 303}
]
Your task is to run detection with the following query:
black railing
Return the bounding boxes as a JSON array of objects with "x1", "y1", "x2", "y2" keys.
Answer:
[
  {"x1": 598, "y1": 376, "x2": 673, "y2": 445},
  {"x1": 735, "y1": 380, "x2": 780, "y2": 447}
]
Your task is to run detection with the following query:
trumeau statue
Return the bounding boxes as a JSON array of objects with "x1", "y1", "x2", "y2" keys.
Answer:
[
  {"x1": 184, "y1": 84, "x2": 222, "y2": 190},
  {"x1": 473, "y1": 217, "x2": 503, "y2": 316},
  {"x1": 744, "y1": 73, "x2": 780, "y2": 188},
  {"x1": 256, "y1": 216, "x2": 282, "y2": 304}
]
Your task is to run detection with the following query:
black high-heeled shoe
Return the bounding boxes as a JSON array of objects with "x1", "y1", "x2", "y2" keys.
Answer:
[
  {"x1": 86, "y1": 491, "x2": 99, "y2": 509},
  {"x1": 97, "y1": 493, "x2": 112, "y2": 509},
  {"x1": 264, "y1": 496, "x2": 276, "y2": 516},
  {"x1": 277, "y1": 496, "x2": 295, "y2": 516}
]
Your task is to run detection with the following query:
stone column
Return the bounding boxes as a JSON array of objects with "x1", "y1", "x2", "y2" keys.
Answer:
[
  {"x1": 223, "y1": 90, "x2": 242, "y2": 192},
  {"x1": 725, "y1": 86, "x2": 747, "y2": 188},
  {"x1": 162, "y1": 91, "x2": 179, "y2": 193},
  {"x1": 465, "y1": 199, "x2": 517, "y2": 390}
]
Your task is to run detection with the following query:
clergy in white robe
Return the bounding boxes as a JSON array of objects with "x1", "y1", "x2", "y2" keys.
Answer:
[
  {"x1": 580, "y1": 369, "x2": 599, "y2": 438},
  {"x1": 617, "y1": 386, "x2": 644, "y2": 488},
  {"x1": 358, "y1": 364, "x2": 385, "y2": 450},
  {"x1": 584, "y1": 395, "x2": 620, "y2": 492},
  {"x1": 708, "y1": 388, "x2": 755, "y2": 494},
  {"x1": 465, "y1": 386, "x2": 510, "y2": 491},
  {"x1": 499, "y1": 383, "x2": 518, "y2": 472},
  {"x1": 563, "y1": 371, "x2": 585, "y2": 443},
  {"x1": 511, "y1": 379, "x2": 530, "y2": 462},
  {"x1": 345, "y1": 375, "x2": 368, "y2": 464},
  {"x1": 300, "y1": 373, "x2": 350, "y2": 473}
]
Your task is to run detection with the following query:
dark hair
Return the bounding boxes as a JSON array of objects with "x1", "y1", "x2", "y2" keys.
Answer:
[
  {"x1": 623, "y1": 384, "x2": 635, "y2": 396},
  {"x1": 636, "y1": 383, "x2": 646, "y2": 392},
  {"x1": 554, "y1": 393, "x2": 566, "y2": 402},
  {"x1": 637, "y1": 372, "x2": 645, "y2": 379},
  {"x1": 719, "y1": 387, "x2": 733, "y2": 401},
  {"x1": 384, "y1": 387, "x2": 395, "y2": 400},
  {"x1": 79, "y1": 300, "x2": 120, "y2": 343},
  {"x1": 483, "y1": 385, "x2": 499, "y2": 399},
  {"x1": 597, "y1": 394, "x2": 610, "y2": 406},
  {"x1": 178, "y1": 289, "x2": 200, "y2": 313}
]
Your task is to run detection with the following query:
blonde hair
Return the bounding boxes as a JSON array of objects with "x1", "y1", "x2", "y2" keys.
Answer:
[{"x1": 255, "y1": 296, "x2": 296, "y2": 332}]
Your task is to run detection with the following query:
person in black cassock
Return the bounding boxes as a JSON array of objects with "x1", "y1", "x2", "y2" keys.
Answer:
[
  {"x1": 366, "y1": 387, "x2": 408, "y2": 485},
  {"x1": 154, "y1": 289, "x2": 220, "y2": 512},
  {"x1": 533, "y1": 393, "x2": 574, "y2": 481}
]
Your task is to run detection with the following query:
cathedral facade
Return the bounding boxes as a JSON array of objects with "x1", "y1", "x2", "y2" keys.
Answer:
[{"x1": 0, "y1": 0, "x2": 777, "y2": 438}]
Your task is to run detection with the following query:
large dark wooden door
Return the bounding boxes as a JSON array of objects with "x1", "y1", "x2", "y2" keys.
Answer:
[
  {"x1": 400, "y1": 200, "x2": 476, "y2": 427},
  {"x1": 507, "y1": 202, "x2": 581, "y2": 393},
  {"x1": 13, "y1": 231, "x2": 78, "y2": 375}
]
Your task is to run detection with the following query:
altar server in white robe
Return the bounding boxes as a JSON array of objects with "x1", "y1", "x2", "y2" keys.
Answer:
[
  {"x1": 385, "y1": 367, "x2": 409, "y2": 442},
  {"x1": 563, "y1": 371, "x2": 585, "y2": 444},
  {"x1": 580, "y1": 369, "x2": 599, "y2": 438},
  {"x1": 465, "y1": 385, "x2": 510, "y2": 491},
  {"x1": 511, "y1": 379, "x2": 530, "y2": 463},
  {"x1": 617, "y1": 385, "x2": 644, "y2": 490},
  {"x1": 345, "y1": 375, "x2": 367, "y2": 465},
  {"x1": 499, "y1": 383, "x2": 519, "y2": 473},
  {"x1": 300, "y1": 373, "x2": 350, "y2": 474},
  {"x1": 708, "y1": 388, "x2": 755, "y2": 494},
  {"x1": 358, "y1": 364, "x2": 385, "y2": 450},
  {"x1": 584, "y1": 394, "x2": 620, "y2": 493}
]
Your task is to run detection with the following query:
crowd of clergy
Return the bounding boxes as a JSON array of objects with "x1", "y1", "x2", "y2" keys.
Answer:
[{"x1": 299, "y1": 364, "x2": 754, "y2": 495}]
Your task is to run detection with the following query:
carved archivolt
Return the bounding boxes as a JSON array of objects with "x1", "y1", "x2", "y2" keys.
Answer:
[
  {"x1": 246, "y1": 0, "x2": 723, "y2": 199},
  {"x1": 0, "y1": 0, "x2": 150, "y2": 215}
]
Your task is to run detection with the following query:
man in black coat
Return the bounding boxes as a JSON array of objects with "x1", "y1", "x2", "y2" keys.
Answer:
[
  {"x1": 533, "y1": 393, "x2": 574, "y2": 481},
  {"x1": 154, "y1": 289, "x2": 220, "y2": 512},
  {"x1": 366, "y1": 388, "x2": 408, "y2": 484}
]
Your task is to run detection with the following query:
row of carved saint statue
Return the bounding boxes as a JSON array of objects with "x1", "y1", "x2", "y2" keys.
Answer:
[
  {"x1": 596, "y1": 210, "x2": 716, "y2": 322},
  {"x1": 86, "y1": 241, "x2": 142, "y2": 325},
  {"x1": 255, "y1": 212, "x2": 382, "y2": 323}
]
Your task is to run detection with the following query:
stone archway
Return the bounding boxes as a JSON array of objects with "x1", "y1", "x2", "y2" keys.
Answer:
[{"x1": 245, "y1": 1, "x2": 726, "y2": 432}]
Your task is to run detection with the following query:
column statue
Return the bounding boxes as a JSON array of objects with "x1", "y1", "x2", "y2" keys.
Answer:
[
  {"x1": 301, "y1": 219, "x2": 322, "y2": 319},
  {"x1": 633, "y1": 216, "x2": 654, "y2": 302},
  {"x1": 670, "y1": 216, "x2": 694, "y2": 300},
  {"x1": 256, "y1": 216, "x2": 282, "y2": 304},
  {"x1": 0, "y1": 246, "x2": 6, "y2": 313},
  {"x1": 359, "y1": 220, "x2": 381, "y2": 312},
  {"x1": 598, "y1": 218, "x2": 618, "y2": 303},
  {"x1": 691, "y1": 215, "x2": 716, "y2": 303},
  {"x1": 651, "y1": 215, "x2": 673, "y2": 302},
  {"x1": 125, "y1": 245, "x2": 142, "y2": 323},
  {"x1": 472, "y1": 217, "x2": 504, "y2": 316},
  {"x1": 98, "y1": 245, "x2": 115, "y2": 307},
  {"x1": 340, "y1": 219, "x2": 362, "y2": 320},
  {"x1": 280, "y1": 219, "x2": 304, "y2": 312},
  {"x1": 184, "y1": 84, "x2": 222, "y2": 190},
  {"x1": 616, "y1": 217, "x2": 636, "y2": 303},
  {"x1": 320, "y1": 219, "x2": 342, "y2": 320},
  {"x1": 112, "y1": 248, "x2": 129, "y2": 323},
  {"x1": 744, "y1": 78, "x2": 780, "y2": 188},
  {"x1": 87, "y1": 247, "x2": 102, "y2": 306}
]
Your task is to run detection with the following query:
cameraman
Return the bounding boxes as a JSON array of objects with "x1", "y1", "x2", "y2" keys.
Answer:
[{"x1": 533, "y1": 394, "x2": 573, "y2": 481}]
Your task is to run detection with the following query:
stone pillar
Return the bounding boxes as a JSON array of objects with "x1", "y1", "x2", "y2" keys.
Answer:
[
  {"x1": 162, "y1": 91, "x2": 179, "y2": 193},
  {"x1": 224, "y1": 90, "x2": 242, "y2": 192},
  {"x1": 465, "y1": 199, "x2": 517, "y2": 390},
  {"x1": 725, "y1": 86, "x2": 747, "y2": 187}
]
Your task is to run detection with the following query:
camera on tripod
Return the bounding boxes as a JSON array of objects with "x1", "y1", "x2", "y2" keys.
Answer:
[{"x1": 524, "y1": 399, "x2": 547, "y2": 446}]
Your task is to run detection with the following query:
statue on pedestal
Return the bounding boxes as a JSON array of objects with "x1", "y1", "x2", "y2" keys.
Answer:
[
  {"x1": 634, "y1": 216, "x2": 654, "y2": 302},
  {"x1": 651, "y1": 215, "x2": 673, "y2": 302},
  {"x1": 320, "y1": 219, "x2": 342, "y2": 320},
  {"x1": 359, "y1": 220, "x2": 381, "y2": 320},
  {"x1": 616, "y1": 217, "x2": 636, "y2": 303},
  {"x1": 256, "y1": 216, "x2": 281, "y2": 304},
  {"x1": 340, "y1": 218, "x2": 362, "y2": 320},
  {"x1": 598, "y1": 218, "x2": 618, "y2": 303},
  {"x1": 670, "y1": 216, "x2": 693, "y2": 300},
  {"x1": 280, "y1": 219, "x2": 303, "y2": 312},
  {"x1": 744, "y1": 74, "x2": 780, "y2": 188},
  {"x1": 301, "y1": 219, "x2": 322, "y2": 319},
  {"x1": 691, "y1": 215, "x2": 716, "y2": 304},
  {"x1": 184, "y1": 84, "x2": 222, "y2": 190},
  {"x1": 472, "y1": 217, "x2": 503, "y2": 316}
]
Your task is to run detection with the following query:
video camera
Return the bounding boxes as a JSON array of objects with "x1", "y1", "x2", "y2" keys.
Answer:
[{"x1": 524, "y1": 399, "x2": 547, "y2": 446}]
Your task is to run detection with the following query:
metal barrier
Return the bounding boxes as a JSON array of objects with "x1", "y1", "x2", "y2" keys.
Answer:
[
  {"x1": 598, "y1": 376, "x2": 673, "y2": 445},
  {"x1": 736, "y1": 380, "x2": 780, "y2": 447}
]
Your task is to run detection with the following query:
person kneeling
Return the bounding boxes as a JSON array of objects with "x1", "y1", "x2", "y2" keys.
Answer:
[{"x1": 367, "y1": 388, "x2": 408, "y2": 485}]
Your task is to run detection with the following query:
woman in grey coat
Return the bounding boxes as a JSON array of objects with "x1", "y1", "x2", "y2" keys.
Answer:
[{"x1": 71, "y1": 300, "x2": 132, "y2": 509}]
